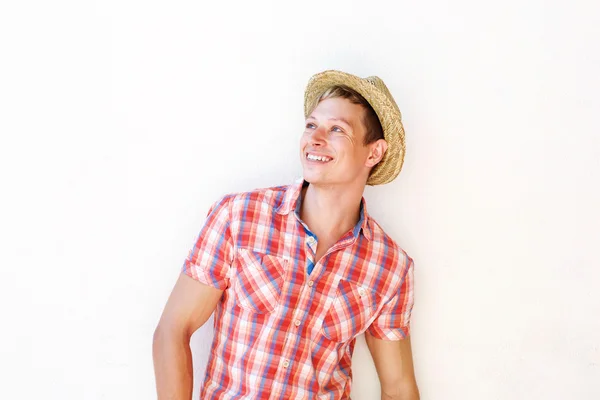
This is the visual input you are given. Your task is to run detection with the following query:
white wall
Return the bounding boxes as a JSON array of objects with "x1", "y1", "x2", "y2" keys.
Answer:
[{"x1": 1, "y1": 0, "x2": 599, "y2": 399}]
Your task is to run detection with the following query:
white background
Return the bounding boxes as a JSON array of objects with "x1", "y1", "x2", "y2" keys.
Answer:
[{"x1": 1, "y1": 0, "x2": 599, "y2": 399}]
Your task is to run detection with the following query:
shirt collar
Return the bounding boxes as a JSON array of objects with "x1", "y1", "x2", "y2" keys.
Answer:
[{"x1": 275, "y1": 177, "x2": 373, "y2": 241}]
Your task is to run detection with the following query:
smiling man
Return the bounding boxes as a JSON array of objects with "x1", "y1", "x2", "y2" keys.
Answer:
[{"x1": 153, "y1": 70, "x2": 418, "y2": 400}]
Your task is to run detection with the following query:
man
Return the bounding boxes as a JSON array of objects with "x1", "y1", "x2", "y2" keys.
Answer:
[{"x1": 153, "y1": 70, "x2": 418, "y2": 399}]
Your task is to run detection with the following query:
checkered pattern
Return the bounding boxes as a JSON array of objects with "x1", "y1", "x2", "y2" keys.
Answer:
[{"x1": 183, "y1": 179, "x2": 414, "y2": 400}]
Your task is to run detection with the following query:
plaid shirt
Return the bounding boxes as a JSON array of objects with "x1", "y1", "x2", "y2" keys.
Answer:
[{"x1": 183, "y1": 179, "x2": 414, "y2": 399}]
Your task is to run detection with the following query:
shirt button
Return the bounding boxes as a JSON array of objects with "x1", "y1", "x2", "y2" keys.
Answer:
[
  {"x1": 282, "y1": 360, "x2": 290, "y2": 368},
  {"x1": 308, "y1": 237, "x2": 316, "y2": 245},
  {"x1": 307, "y1": 280, "x2": 314, "y2": 287},
  {"x1": 358, "y1": 287, "x2": 366, "y2": 297},
  {"x1": 294, "y1": 320, "x2": 301, "y2": 327}
]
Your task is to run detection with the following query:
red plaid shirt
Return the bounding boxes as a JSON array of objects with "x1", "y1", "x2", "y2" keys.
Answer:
[{"x1": 183, "y1": 179, "x2": 414, "y2": 399}]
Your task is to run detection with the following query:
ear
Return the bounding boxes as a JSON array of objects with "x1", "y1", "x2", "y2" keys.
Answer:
[{"x1": 365, "y1": 139, "x2": 388, "y2": 168}]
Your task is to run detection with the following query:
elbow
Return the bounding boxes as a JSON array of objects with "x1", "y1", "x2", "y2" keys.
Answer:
[
  {"x1": 153, "y1": 320, "x2": 171, "y2": 344},
  {"x1": 153, "y1": 320, "x2": 190, "y2": 351},
  {"x1": 152, "y1": 323, "x2": 165, "y2": 347},
  {"x1": 152, "y1": 323, "x2": 167, "y2": 355}
]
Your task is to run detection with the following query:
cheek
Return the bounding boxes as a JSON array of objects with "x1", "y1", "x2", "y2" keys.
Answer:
[
  {"x1": 339, "y1": 134, "x2": 357, "y2": 148},
  {"x1": 299, "y1": 134, "x2": 308, "y2": 148},
  {"x1": 335, "y1": 138, "x2": 369, "y2": 163},
  {"x1": 332, "y1": 135, "x2": 355, "y2": 153}
]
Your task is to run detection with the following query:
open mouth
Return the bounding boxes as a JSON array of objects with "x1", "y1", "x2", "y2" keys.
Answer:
[{"x1": 305, "y1": 152, "x2": 333, "y2": 163}]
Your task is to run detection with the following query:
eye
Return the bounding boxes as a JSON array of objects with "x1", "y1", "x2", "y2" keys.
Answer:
[
  {"x1": 306, "y1": 122, "x2": 316, "y2": 129},
  {"x1": 331, "y1": 125, "x2": 344, "y2": 133}
]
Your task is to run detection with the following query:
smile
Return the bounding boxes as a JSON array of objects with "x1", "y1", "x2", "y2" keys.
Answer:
[{"x1": 306, "y1": 153, "x2": 333, "y2": 163}]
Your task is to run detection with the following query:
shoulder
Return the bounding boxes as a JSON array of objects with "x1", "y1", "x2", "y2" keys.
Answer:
[
  {"x1": 211, "y1": 183, "x2": 290, "y2": 217},
  {"x1": 366, "y1": 216, "x2": 414, "y2": 275}
]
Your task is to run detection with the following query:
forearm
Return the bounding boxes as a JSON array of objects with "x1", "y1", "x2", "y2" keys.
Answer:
[{"x1": 153, "y1": 327, "x2": 194, "y2": 400}]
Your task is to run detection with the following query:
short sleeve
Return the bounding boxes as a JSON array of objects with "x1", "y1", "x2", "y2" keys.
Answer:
[
  {"x1": 367, "y1": 257, "x2": 415, "y2": 340},
  {"x1": 182, "y1": 195, "x2": 235, "y2": 290}
]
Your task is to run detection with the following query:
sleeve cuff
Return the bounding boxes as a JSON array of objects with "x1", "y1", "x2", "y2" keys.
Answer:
[
  {"x1": 182, "y1": 260, "x2": 229, "y2": 290},
  {"x1": 366, "y1": 324, "x2": 411, "y2": 341}
]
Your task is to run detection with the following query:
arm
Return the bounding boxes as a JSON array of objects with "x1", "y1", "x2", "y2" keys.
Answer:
[
  {"x1": 365, "y1": 332, "x2": 419, "y2": 400},
  {"x1": 152, "y1": 273, "x2": 224, "y2": 400}
]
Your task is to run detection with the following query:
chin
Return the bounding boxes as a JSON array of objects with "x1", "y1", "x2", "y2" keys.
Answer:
[
  {"x1": 301, "y1": 171, "x2": 336, "y2": 186},
  {"x1": 301, "y1": 170, "x2": 322, "y2": 184}
]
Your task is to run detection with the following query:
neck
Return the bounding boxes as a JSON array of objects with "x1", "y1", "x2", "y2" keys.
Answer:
[{"x1": 299, "y1": 180, "x2": 364, "y2": 240}]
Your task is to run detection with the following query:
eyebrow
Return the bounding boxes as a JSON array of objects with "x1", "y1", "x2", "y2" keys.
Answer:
[
  {"x1": 329, "y1": 117, "x2": 352, "y2": 127},
  {"x1": 307, "y1": 115, "x2": 353, "y2": 128}
]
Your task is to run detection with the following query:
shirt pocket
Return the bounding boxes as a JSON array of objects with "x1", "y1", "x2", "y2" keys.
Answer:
[
  {"x1": 233, "y1": 248, "x2": 286, "y2": 314},
  {"x1": 321, "y1": 279, "x2": 380, "y2": 343}
]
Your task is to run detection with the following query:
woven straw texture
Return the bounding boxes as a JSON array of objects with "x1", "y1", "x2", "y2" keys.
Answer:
[{"x1": 304, "y1": 70, "x2": 406, "y2": 186}]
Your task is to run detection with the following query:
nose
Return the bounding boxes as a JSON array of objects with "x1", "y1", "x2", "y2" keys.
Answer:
[{"x1": 308, "y1": 125, "x2": 327, "y2": 146}]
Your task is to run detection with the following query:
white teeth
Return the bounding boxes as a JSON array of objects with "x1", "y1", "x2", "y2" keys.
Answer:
[{"x1": 307, "y1": 154, "x2": 331, "y2": 162}]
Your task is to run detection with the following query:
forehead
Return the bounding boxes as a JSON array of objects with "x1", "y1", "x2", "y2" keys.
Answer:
[{"x1": 308, "y1": 97, "x2": 366, "y2": 128}]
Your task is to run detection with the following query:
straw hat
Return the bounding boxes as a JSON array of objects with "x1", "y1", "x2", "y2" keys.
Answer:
[{"x1": 304, "y1": 70, "x2": 406, "y2": 186}]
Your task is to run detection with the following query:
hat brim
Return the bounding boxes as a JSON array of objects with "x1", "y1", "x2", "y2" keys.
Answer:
[{"x1": 303, "y1": 70, "x2": 405, "y2": 186}]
